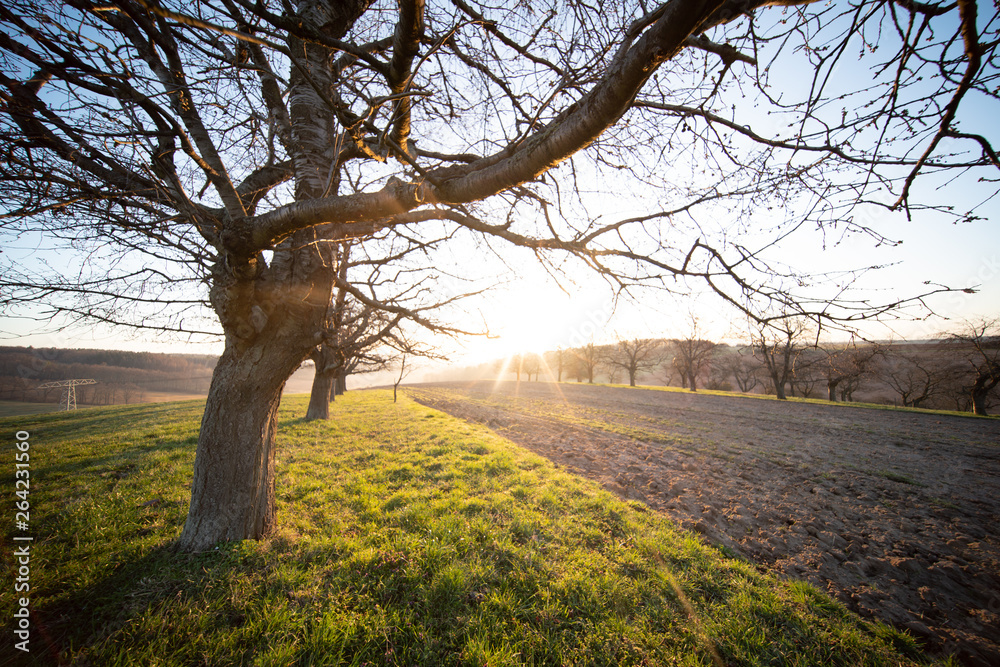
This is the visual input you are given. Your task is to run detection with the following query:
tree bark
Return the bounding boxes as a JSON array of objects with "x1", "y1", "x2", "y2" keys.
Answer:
[
  {"x1": 827, "y1": 379, "x2": 841, "y2": 402},
  {"x1": 971, "y1": 373, "x2": 998, "y2": 416},
  {"x1": 178, "y1": 339, "x2": 304, "y2": 551},
  {"x1": 307, "y1": 367, "x2": 336, "y2": 420},
  {"x1": 307, "y1": 346, "x2": 341, "y2": 420}
]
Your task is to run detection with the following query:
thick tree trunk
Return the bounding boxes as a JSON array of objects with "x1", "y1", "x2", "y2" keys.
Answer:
[
  {"x1": 827, "y1": 379, "x2": 840, "y2": 402},
  {"x1": 307, "y1": 368, "x2": 336, "y2": 420},
  {"x1": 971, "y1": 390, "x2": 988, "y2": 416},
  {"x1": 178, "y1": 341, "x2": 303, "y2": 551},
  {"x1": 768, "y1": 369, "x2": 787, "y2": 400},
  {"x1": 687, "y1": 372, "x2": 697, "y2": 392},
  {"x1": 971, "y1": 372, "x2": 998, "y2": 416},
  {"x1": 177, "y1": 0, "x2": 369, "y2": 553},
  {"x1": 307, "y1": 346, "x2": 340, "y2": 420},
  {"x1": 628, "y1": 370, "x2": 637, "y2": 387},
  {"x1": 335, "y1": 372, "x2": 347, "y2": 395}
]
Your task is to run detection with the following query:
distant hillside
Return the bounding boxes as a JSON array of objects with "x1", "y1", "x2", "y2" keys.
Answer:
[{"x1": 0, "y1": 346, "x2": 218, "y2": 406}]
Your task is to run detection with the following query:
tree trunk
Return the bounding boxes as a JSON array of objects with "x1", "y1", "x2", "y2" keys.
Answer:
[
  {"x1": 687, "y1": 372, "x2": 697, "y2": 392},
  {"x1": 178, "y1": 341, "x2": 303, "y2": 551},
  {"x1": 767, "y1": 368, "x2": 787, "y2": 400},
  {"x1": 307, "y1": 368, "x2": 336, "y2": 420},
  {"x1": 826, "y1": 376, "x2": 842, "y2": 401},
  {"x1": 335, "y1": 371, "x2": 347, "y2": 395},
  {"x1": 970, "y1": 370, "x2": 998, "y2": 416},
  {"x1": 307, "y1": 346, "x2": 339, "y2": 421},
  {"x1": 628, "y1": 369, "x2": 637, "y2": 387}
]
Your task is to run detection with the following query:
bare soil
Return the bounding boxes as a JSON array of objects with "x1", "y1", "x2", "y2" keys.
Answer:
[{"x1": 407, "y1": 380, "x2": 1000, "y2": 666}]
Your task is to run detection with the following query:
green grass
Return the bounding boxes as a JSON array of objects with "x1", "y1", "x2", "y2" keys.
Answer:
[
  {"x1": 0, "y1": 401, "x2": 60, "y2": 418},
  {"x1": 874, "y1": 470, "x2": 922, "y2": 486},
  {"x1": 2, "y1": 391, "x2": 933, "y2": 666}
]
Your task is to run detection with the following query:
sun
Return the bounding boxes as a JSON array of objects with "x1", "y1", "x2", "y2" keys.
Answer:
[{"x1": 488, "y1": 283, "x2": 583, "y2": 360}]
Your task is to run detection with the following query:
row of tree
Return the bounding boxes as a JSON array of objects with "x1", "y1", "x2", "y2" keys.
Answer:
[{"x1": 502, "y1": 319, "x2": 1000, "y2": 416}]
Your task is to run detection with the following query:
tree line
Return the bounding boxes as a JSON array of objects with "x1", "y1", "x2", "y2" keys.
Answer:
[
  {"x1": 500, "y1": 319, "x2": 1000, "y2": 416},
  {"x1": 0, "y1": 347, "x2": 217, "y2": 406}
]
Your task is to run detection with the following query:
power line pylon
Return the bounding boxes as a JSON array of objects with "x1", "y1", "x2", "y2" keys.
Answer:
[{"x1": 36, "y1": 379, "x2": 98, "y2": 411}]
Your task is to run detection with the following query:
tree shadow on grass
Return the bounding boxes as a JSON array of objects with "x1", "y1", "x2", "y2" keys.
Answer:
[{"x1": 12, "y1": 540, "x2": 239, "y2": 667}]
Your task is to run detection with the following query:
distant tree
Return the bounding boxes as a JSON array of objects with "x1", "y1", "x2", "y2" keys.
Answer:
[
  {"x1": 724, "y1": 347, "x2": 762, "y2": 393},
  {"x1": 605, "y1": 338, "x2": 662, "y2": 387},
  {"x1": 705, "y1": 348, "x2": 735, "y2": 391},
  {"x1": 880, "y1": 346, "x2": 953, "y2": 408},
  {"x1": 548, "y1": 348, "x2": 569, "y2": 383},
  {"x1": 816, "y1": 341, "x2": 883, "y2": 402},
  {"x1": 658, "y1": 357, "x2": 677, "y2": 388},
  {"x1": 306, "y1": 234, "x2": 463, "y2": 419},
  {"x1": 604, "y1": 359, "x2": 623, "y2": 385},
  {"x1": 392, "y1": 354, "x2": 412, "y2": 404},
  {"x1": 575, "y1": 343, "x2": 600, "y2": 385},
  {"x1": 121, "y1": 383, "x2": 141, "y2": 404},
  {"x1": 671, "y1": 316, "x2": 716, "y2": 392},
  {"x1": 751, "y1": 318, "x2": 810, "y2": 400},
  {"x1": 502, "y1": 352, "x2": 524, "y2": 382},
  {"x1": 524, "y1": 353, "x2": 544, "y2": 382},
  {"x1": 948, "y1": 319, "x2": 1000, "y2": 416}
]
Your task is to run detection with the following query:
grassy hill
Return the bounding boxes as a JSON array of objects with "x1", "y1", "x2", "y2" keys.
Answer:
[{"x1": 1, "y1": 391, "x2": 937, "y2": 666}]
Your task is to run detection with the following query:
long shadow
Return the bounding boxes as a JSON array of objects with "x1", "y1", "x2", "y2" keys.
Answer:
[{"x1": 2, "y1": 540, "x2": 238, "y2": 667}]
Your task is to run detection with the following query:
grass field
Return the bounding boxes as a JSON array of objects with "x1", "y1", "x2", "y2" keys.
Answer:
[
  {"x1": 0, "y1": 401, "x2": 59, "y2": 418},
  {"x1": 1, "y1": 390, "x2": 941, "y2": 666}
]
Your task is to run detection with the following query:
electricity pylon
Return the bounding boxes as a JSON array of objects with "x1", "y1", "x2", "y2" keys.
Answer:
[{"x1": 36, "y1": 379, "x2": 98, "y2": 411}]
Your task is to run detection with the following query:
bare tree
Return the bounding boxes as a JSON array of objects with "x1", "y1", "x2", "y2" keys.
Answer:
[
  {"x1": 392, "y1": 354, "x2": 412, "y2": 403},
  {"x1": 671, "y1": 316, "x2": 716, "y2": 392},
  {"x1": 575, "y1": 343, "x2": 600, "y2": 385},
  {"x1": 306, "y1": 240, "x2": 428, "y2": 419},
  {"x1": 751, "y1": 318, "x2": 810, "y2": 400},
  {"x1": 705, "y1": 347, "x2": 735, "y2": 391},
  {"x1": 605, "y1": 338, "x2": 662, "y2": 387},
  {"x1": 880, "y1": 344, "x2": 953, "y2": 408},
  {"x1": 547, "y1": 347, "x2": 569, "y2": 383},
  {"x1": 506, "y1": 353, "x2": 525, "y2": 382},
  {"x1": 946, "y1": 319, "x2": 1000, "y2": 416},
  {"x1": 1, "y1": 1, "x2": 994, "y2": 551},
  {"x1": 725, "y1": 347, "x2": 762, "y2": 393},
  {"x1": 603, "y1": 355, "x2": 623, "y2": 384},
  {"x1": 658, "y1": 357, "x2": 677, "y2": 388},
  {"x1": 522, "y1": 353, "x2": 542, "y2": 382},
  {"x1": 816, "y1": 341, "x2": 883, "y2": 402}
]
